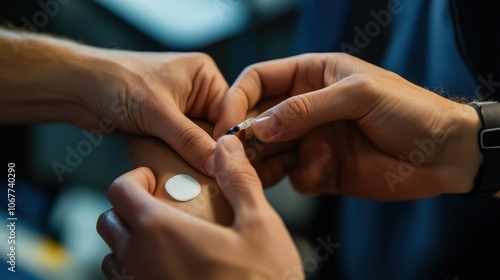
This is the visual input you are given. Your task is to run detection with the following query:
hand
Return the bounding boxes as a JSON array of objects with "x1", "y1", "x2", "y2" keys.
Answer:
[
  {"x1": 1, "y1": 29, "x2": 227, "y2": 175},
  {"x1": 124, "y1": 120, "x2": 234, "y2": 226},
  {"x1": 75, "y1": 50, "x2": 228, "y2": 175},
  {"x1": 96, "y1": 136, "x2": 302, "y2": 280},
  {"x1": 216, "y1": 53, "x2": 483, "y2": 200}
]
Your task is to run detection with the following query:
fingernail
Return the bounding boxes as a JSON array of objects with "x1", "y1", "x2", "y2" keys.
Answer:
[
  {"x1": 219, "y1": 135, "x2": 241, "y2": 152},
  {"x1": 218, "y1": 135, "x2": 245, "y2": 159},
  {"x1": 204, "y1": 154, "x2": 215, "y2": 176},
  {"x1": 252, "y1": 115, "x2": 280, "y2": 140}
]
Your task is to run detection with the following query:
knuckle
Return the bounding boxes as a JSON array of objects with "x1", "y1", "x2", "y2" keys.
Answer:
[
  {"x1": 239, "y1": 64, "x2": 259, "y2": 80},
  {"x1": 189, "y1": 52, "x2": 216, "y2": 66},
  {"x1": 297, "y1": 52, "x2": 312, "y2": 59},
  {"x1": 95, "y1": 210, "x2": 111, "y2": 235},
  {"x1": 107, "y1": 178, "x2": 126, "y2": 200},
  {"x1": 229, "y1": 86, "x2": 251, "y2": 109},
  {"x1": 176, "y1": 127, "x2": 212, "y2": 161},
  {"x1": 340, "y1": 73, "x2": 380, "y2": 101},
  {"x1": 281, "y1": 95, "x2": 313, "y2": 124},
  {"x1": 349, "y1": 73, "x2": 378, "y2": 90},
  {"x1": 245, "y1": 208, "x2": 280, "y2": 231},
  {"x1": 334, "y1": 73, "x2": 385, "y2": 120},
  {"x1": 219, "y1": 165, "x2": 258, "y2": 190},
  {"x1": 335, "y1": 51, "x2": 354, "y2": 61}
]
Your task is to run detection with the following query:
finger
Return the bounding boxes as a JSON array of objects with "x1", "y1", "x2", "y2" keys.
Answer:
[
  {"x1": 156, "y1": 112, "x2": 217, "y2": 176},
  {"x1": 101, "y1": 253, "x2": 119, "y2": 280},
  {"x1": 107, "y1": 167, "x2": 167, "y2": 229},
  {"x1": 289, "y1": 131, "x2": 337, "y2": 195},
  {"x1": 243, "y1": 140, "x2": 295, "y2": 164},
  {"x1": 214, "y1": 54, "x2": 329, "y2": 136},
  {"x1": 96, "y1": 209, "x2": 130, "y2": 256},
  {"x1": 214, "y1": 135, "x2": 269, "y2": 223},
  {"x1": 102, "y1": 167, "x2": 235, "y2": 276},
  {"x1": 251, "y1": 76, "x2": 379, "y2": 142},
  {"x1": 254, "y1": 151, "x2": 298, "y2": 188},
  {"x1": 108, "y1": 167, "x2": 221, "y2": 244}
]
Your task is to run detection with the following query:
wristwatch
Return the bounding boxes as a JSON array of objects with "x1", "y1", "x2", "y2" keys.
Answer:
[{"x1": 467, "y1": 101, "x2": 500, "y2": 197}]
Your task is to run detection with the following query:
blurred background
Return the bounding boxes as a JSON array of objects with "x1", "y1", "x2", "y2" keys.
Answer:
[{"x1": 1, "y1": 1, "x2": 500, "y2": 280}]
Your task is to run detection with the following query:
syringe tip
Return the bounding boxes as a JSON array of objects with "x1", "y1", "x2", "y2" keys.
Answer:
[{"x1": 254, "y1": 115, "x2": 272, "y2": 123}]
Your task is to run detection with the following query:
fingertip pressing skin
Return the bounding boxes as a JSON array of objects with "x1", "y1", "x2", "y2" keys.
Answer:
[
  {"x1": 125, "y1": 121, "x2": 234, "y2": 226},
  {"x1": 215, "y1": 135, "x2": 248, "y2": 166},
  {"x1": 214, "y1": 135, "x2": 270, "y2": 217}
]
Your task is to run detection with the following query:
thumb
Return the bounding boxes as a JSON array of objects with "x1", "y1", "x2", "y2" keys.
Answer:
[
  {"x1": 251, "y1": 81, "x2": 375, "y2": 142},
  {"x1": 156, "y1": 113, "x2": 217, "y2": 176},
  {"x1": 214, "y1": 135, "x2": 268, "y2": 221}
]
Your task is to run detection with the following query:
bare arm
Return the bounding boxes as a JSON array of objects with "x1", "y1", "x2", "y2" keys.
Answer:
[
  {"x1": 217, "y1": 53, "x2": 494, "y2": 200},
  {"x1": 97, "y1": 135, "x2": 302, "y2": 279},
  {"x1": 124, "y1": 121, "x2": 234, "y2": 226},
  {"x1": 0, "y1": 27, "x2": 228, "y2": 175},
  {"x1": 0, "y1": 27, "x2": 109, "y2": 124}
]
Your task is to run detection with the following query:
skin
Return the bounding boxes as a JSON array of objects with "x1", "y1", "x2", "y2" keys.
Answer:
[
  {"x1": 0, "y1": 27, "x2": 227, "y2": 175},
  {"x1": 97, "y1": 136, "x2": 303, "y2": 280},
  {"x1": 0, "y1": 28, "x2": 302, "y2": 279},
  {"x1": 2, "y1": 26, "x2": 495, "y2": 278},
  {"x1": 215, "y1": 53, "x2": 489, "y2": 200},
  {"x1": 97, "y1": 53, "x2": 496, "y2": 279},
  {"x1": 124, "y1": 122, "x2": 234, "y2": 226}
]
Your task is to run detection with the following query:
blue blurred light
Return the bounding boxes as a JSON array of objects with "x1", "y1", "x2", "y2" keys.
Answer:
[{"x1": 94, "y1": 0, "x2": 251, "y2": 49}]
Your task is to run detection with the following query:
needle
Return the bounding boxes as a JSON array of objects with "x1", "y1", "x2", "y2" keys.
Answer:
[{"x1": 221, "y1": 115, "x2": 272, "y2": 136}]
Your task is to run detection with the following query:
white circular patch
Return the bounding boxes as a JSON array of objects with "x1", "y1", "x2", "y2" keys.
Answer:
[{"x1": 165, "y1": 174, "x2": 201, "y2": 202}]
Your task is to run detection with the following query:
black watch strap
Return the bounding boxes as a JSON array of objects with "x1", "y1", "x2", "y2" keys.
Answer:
[{"x1": 467, "y1": 101, "x2": 500, "y2": 197}]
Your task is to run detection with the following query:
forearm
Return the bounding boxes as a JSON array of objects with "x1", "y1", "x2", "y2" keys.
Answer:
[
  {"x1": 125, "y1": 121, "x2": 234, "y2": 226},
  {"x1": 0, "y1": 28, "x2": 124, "y2": 124}
]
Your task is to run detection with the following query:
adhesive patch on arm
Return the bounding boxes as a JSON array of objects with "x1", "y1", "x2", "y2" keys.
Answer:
[{"x1": 165, "y1": 174, "x2": 201, "y2": 202}]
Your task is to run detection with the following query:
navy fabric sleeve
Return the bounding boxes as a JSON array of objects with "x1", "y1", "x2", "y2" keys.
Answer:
[
  {"x1": 295, "y1": 1, "x2": 500, "y2": 280},
  {"x1": 292, "y1": 0, "x2": 352, "y2": 53},
  {"x1": 450, "y1": 0, "x2": 500, "y2": 101}
]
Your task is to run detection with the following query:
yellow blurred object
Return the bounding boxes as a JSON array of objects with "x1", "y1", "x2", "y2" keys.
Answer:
[{"x1": 36, "y1": 239, "x2": 71, "y2": 271}]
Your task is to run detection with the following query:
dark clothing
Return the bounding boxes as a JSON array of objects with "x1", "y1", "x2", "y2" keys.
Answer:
[{"x1": 296, "y1": 1, "x2": 500, "y2": 279}]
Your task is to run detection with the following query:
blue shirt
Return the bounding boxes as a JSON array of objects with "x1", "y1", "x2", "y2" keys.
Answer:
[{"x1": 294, "y1": 1, "x2": 499, "y2": 279}]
